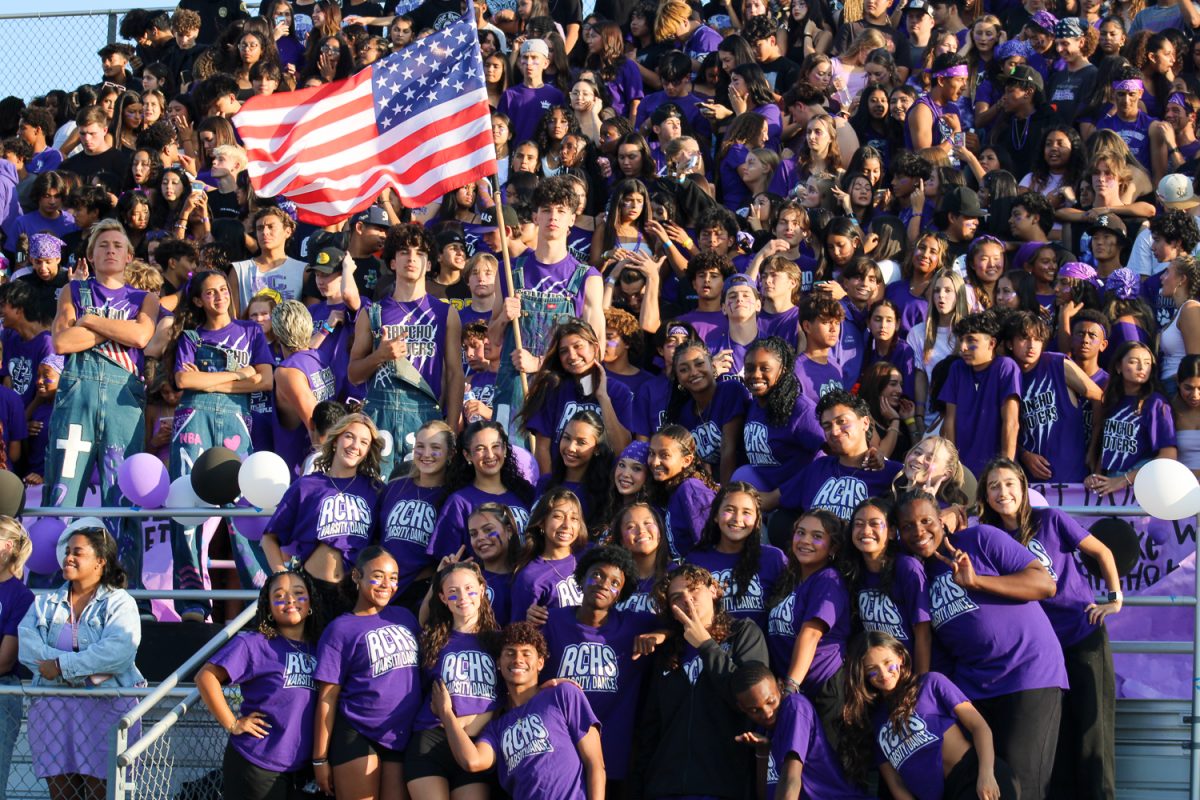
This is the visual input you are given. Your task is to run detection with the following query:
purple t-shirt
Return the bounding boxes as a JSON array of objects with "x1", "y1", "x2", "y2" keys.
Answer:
[
  {"x1": 314, "y1": 606, "x2": 422, "y2": 750},
  {"x1": 0, "y1": 576, "x2": 34, "y2": 677},
  {"x1": 766, "y1": 566, "x2": 850, "y2": 691},
  {"x1": 477, "y1": 682, "x2": 600, "y2": 800},
  {"x1": 677, "y1": 309, "x2": 725, "y2": 343},
  {"x1": 427, "y1": 484, "x2": 531, "y2": 560},
  {"x1": 310, "y1": 300, "x2": 362, "y2": 401},
  {"x1": 501, "y1": 253, "x2": 600, "y2": 324},
  {"x1": 369, "y1": 295, "x2": 452, "y2": 398},
  {"x1": 413, "y1": 630, "x2": 499, "y2": 731},
  {"x1": 871, "y1": 672, "x2": 970, "y2": 800},
  {"x1": 485, "y1": 568, "x2": 515, "y2": 626},
  {"x1": 742, "y1": 393, "x2": 826, "y2": 490},
  {"x1": 675, "y1": 380, "x2": 750, "y2": 467},
  {"x1": 1096, "y1": 111, "x2": 1154, "y2": 170},
  {"x1": 631, "y1": 373, "x2": 671, "y2": 438},
  {"x1": 921, "y1": 524, "x2": 1068, "y2": 699},
  {"x1": 777, "y1": 456, "x2": 903, "y2": 519},
  {"x1": 497, "y1": 83, "x2": 568, "y2": 145},
  {"x1": 765, "y1": 307, "x2": 800, "y2": 347},
  {"x1": 543, "y1": 607, "x2": 657, "y2": 779},
  {"x1": 606, "y1": 58, "x2": 644, "y2": 118},
  {"x1": 1018, "y1": 352, "x2": 1090, "y2": 482},
  {"x1": 2, "y1": 328, "x2": 53, "y2": 407},
  {"x1": 69, "y1": 279, "x2": 150, "y2": 376},
  {"x1": 720, "y1": 143, "x2": 752, "y2": 211},
  {"x1": 937, "y1": 356, "x2": 1022, "y2": 476},
  {"x1": 376, "y1": 478, "x2": 445, "y2": 594},
  {"x1": 703, "y1": 319, "x2": 772, "y2": 381},
  {"x1": 857, "y1": 555, "x2": 931, "y2": 648},
  {"x1": 176, "y1": 320, "x2": 273, "y2": 377},
  {"x1": 210, "y1": 632, "x2": 318, "y2": 772},
  {"x1": 523, "y1": 378, "x2": 635, "y2": 443},
  {"x1": 1098, "y1": 392, "x2": 1176, "y2": 475},
  {"x1": 687, "y1": 545, "x2": 788, "y2": 629},
  {"x1": 615, "y1": 574, "x2": 659, "y2": 618},
  {"x1": 273, "y1": 348, "x2": 337, "y2": 469},
  {"x1": 267, "y1": 473, "x2": 380, "y2": 571},
  {"x1": 511, "y1": 554, "x2": 583, "y2": 617},
  {"x1": 864, "y1": 338, "x2": 919, "y2": 400},
  {"x1": 767, "y1": 692, "x2": 869, "y2": 800},
  {"x1": 884, "y1": 280, "x2": 927, "y2": 339},
  {"x1": 684, "y1": 24, "x2": 723, "y2": 62},
  {"x1": 663, "y1": 477, "x2": 715, "y2": 558},
  {"x1": 1019, "y1": 508, "x2": 1101, "y2": 648}
]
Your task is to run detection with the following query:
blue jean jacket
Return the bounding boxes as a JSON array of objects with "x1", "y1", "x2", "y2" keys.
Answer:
[{"x1": 18, "y1": 584, "x2": 144, "y2": 688}]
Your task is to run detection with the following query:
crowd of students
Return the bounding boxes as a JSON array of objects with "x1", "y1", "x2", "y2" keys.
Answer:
[{"x1": 3, "y1": 0, "x2": 1199, "y2": 796}]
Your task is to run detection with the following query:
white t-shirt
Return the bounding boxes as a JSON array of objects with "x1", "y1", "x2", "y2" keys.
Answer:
[{"x1": 231, "y1": 257, "x2": 307, "y2": 314}]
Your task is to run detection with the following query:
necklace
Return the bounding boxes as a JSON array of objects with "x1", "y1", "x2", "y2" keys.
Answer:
[
  {"x1": 1012, "y1": 113, "x2": 1033, "y2": 151},
  {"x1": 326, "y1": 472, "x2": 357, "y2": 493}
]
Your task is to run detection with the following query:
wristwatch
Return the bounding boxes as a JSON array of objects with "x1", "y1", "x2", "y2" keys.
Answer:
[{"x1": 1105, "y1": 590, "x2": 1123, "y2": 603}]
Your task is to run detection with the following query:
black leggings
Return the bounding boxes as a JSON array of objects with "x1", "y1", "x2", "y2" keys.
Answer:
[
  {"x1": 973, "y1": 687, "x2": 1063, "y2": 800},
  {"x1": 1050, "y1": 625, "x2": 1116, "y2": 800},
  {"x1": 942, "y1": 748, "x2": 1020, "y2": 800}
]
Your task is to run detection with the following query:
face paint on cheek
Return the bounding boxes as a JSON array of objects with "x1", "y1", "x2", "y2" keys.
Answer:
[{"x1": 887, "y1": 663, "x2": 900, "y2": 673}]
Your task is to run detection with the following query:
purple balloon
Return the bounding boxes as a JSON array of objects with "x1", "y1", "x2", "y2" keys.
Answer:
[
  {"x1": 231, "y1": 499, "x2": 269, "y2": 541},
  {"x1": 27, "y1": 517, "x2": 66, "y2": 575},
  {"x1": 118, "y1": 453, "x2": 170, "y2": 509}
]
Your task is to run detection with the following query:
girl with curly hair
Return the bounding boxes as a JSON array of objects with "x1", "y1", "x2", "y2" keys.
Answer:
[
  {"x1": 734, "y1": 336, "x2": 825, "y2": 493},
  {"x1": 197, "y1": 567, "x2": 324, "y2": 800},
  {"x1": 841, "y1": 631, "x2": 1017, "y2": 799},
  {"x1": 648, "y1": 424, "x2": 719, "y2": 559},
  {"x1": 428, "y1": 421, "x2": 535, "y2": 562},
  {"x1": 261, "y1": 413, "x2": 386, "y2": 616},
  {"x1": 537, "y1": 409, "x2": 616, "y2": 536}
]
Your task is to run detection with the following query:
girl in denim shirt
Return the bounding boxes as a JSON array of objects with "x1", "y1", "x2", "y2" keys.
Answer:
[{"x1": 19, "y1": 526, "x2": 144, "y2": 800}]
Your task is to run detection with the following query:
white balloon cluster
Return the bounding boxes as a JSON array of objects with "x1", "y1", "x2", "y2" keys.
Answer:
[{"x1": 1133, "y1": 459, "x2": 1200, "y2": 520}]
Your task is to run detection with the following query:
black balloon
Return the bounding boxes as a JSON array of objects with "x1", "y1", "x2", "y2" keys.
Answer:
[
  {"x1": 1085, "y1": 517, "x2": 1141, "y2": 578},
  {"x1": 0, "y1": 470, "x2": 26, "y2": 518},
  {"x1": 190, "y1": 447, "x2": 243, "y2": 506}
]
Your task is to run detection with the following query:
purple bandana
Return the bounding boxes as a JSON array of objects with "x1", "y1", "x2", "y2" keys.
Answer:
[
  {"x1": 28, "y1": 233, "x2": 65, "y2": 260},
  {"x1": 1059, "y1": 261, "x2": 1100, "y2": 287},
  {"x1": 1104, "y1": 268, "x2": 1139, "y2": 300},
  {"x1": 931, "y1": 65, "x2": 970, "y2": 79},
  {"x1": 1169, "y1": 93, "x2": 1190, "y2": 109},
  {"x1": 619, "y1": 441, "x2": 650, "y2": 464},
  {"x1": 996, "y1": 40, "x2": 1035, "y2": 61},
  {"x1": 1113, "y1": 79, "x2": 1144, "y2": 92}
]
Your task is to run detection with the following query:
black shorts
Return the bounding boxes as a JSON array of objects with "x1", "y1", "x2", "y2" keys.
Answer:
[
  {"x1": 403, "y1": 726, "x2": 491, "y2": 788},
  {"x1": 311, "y1": 576, "x2": 351, "y2": 618},
  {"x1": 329, "y1": 711, "x2": 404, "y2": 767},
  {"x1": 223, "y1": 743, "x2": 312, "y2": 800}
]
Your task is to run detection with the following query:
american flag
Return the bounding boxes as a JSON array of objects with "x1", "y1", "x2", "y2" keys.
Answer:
[{"x1": 233, "y1": 17, "x2": 497, "y2": 225}]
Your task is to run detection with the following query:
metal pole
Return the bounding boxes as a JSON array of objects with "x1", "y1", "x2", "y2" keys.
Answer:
[
  {"x1": 1192, "y1": 511, "x2": 1200, "y2": 799},
  {"x1": 106, "y1": 11, "x2": 118, "y2": 44}
]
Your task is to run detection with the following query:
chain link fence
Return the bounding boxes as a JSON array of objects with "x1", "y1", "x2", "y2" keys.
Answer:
[
  {"x1": 0, "y1": 9, "x2": 149, "y2": 103},
  {"x1": 0, "y1": 685, "x2": 234, "y2": 800}
]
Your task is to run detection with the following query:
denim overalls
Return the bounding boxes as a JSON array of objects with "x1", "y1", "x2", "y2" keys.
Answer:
[
  {"x1": 41, "y1": 282, "x2": 147, "y2": 587},
  {"x1": 364, "y1": 302, "x2": 442, "y2": 478},
  {"x1": 168, "y1": 331, "x2": 267, "y2": 618},
  {"x1": 493, "y1": 258, "x2": 591, "y2": 447}
]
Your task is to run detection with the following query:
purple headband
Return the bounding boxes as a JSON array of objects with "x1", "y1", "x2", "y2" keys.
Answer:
[
  {"x1": 618, "y1": 441, "x2": 650, "y2": 464},
  {"x1": 1113, "y1": 79, "x2": 1144, "y2": 91},
  {"x1": 1013, "y1": 240, "x2": 1048, "y2": 275},
  {"x1": 1169, "y1": 93, "x2": 1190, "y2": 109},
  {"x1": 1104, "y1": 268, "x2": 1139, "y2": 301},
  {"x1": 931, "y1": 64, "x2": 970, "y2": 79},
  {"x1": 1059, "y1": 261, "x2": 1100, "y2": 287}
]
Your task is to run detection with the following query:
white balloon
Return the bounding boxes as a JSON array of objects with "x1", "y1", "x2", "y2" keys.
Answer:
[
  {"x1": 1133, "y1": 458, "x2": 1200, "y2": 520},
  {"x1": 239, "y1": 451, "x2": 292, "y2": 511},
  {"x1": 165, "y1": 475, "x2": 217, "y2": 525}
]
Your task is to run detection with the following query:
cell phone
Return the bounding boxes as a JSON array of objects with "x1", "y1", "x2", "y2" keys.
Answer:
[
  {"x1": 275, "y1": 14, "x2": 287, "y2": 25},
  {"x1": 951, "y1": 132, "x2": 965, "y2": 148},
  {"x1": 192, "y1": 184, "x2": 205, "y2": 193}
]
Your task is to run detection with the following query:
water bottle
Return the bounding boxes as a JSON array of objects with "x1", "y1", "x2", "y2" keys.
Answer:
[{"x1": 464, "y1": 388, "x2": 482, "y2": 423}]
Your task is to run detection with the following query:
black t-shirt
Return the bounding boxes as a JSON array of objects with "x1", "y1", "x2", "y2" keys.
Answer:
[
  {"x1": 407, "y1": 0, "x2": 463, "y2": 31},
  {"x1": 593, "y1": 0, "x2": 636, "y2": 25},
  {"x1": 833, "y1": 20, "x2": 908, "y2": 64},
  {"x1": 206, "y1": 188, "x2": 243, "y2": 221},
  {"x1": 60, "y1": 149, "x2": 132, "y2": 181},
  {"x1": 549, "y1": 0, "x2": 582, "y2": 28},
  {"x1": 178, "y1": 0, "x2": 252, "y2": 46},
  {"x1": 760, "y1": 55, "x2": 802, "y2": 94}
]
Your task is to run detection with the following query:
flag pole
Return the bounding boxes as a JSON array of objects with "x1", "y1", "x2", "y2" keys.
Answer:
[{"x1": 490, "y1": 177, "x2": 529, "y2": 395}]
